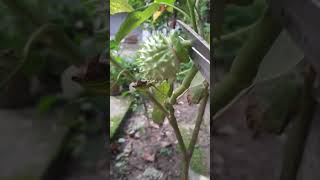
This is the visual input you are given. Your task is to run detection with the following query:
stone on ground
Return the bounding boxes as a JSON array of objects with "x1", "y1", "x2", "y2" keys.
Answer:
[
  {"x1": 136, "y1": 167, "x2": 163, "y2": 180},
  {"x1": 189, "y1": 168, "x2": 210, "y2": 180},
  {"x1": 110, "y1": 96, "x2": 132, "y2": 138}
]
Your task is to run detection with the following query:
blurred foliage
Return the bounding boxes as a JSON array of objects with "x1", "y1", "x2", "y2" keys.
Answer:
[
  {"x1": 0, "y1": 0, "x2": 108, "y2": 145},
  {"x1": 110, "y1": 55, "x2": 139, "y2": 88},
  {"x1": 177, "y1": 60, "x2": 193, "y2": 82},
  {"x1": 214, "y1": 0, "x2": 266, "y2": 66},
  {"x1": 127, "y1": 0, "x2": 210, "y2": 39},
  {"x1": 0, "y1": 0, "x2": 107, "y2": 77},
  {"x1": 110, "y1": 41, "x2": 139, "y2": 89}
]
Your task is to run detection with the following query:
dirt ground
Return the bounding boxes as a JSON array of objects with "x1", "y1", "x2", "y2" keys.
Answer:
[
  {"x1": 110, "y1": 94, "x2": 210, "y2": 180},
  {"x1": 212, "y1": 97, "x2": 285, "y2": 180}
]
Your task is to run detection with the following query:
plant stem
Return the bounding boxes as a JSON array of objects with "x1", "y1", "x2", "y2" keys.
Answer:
[
  {"x1": 169, "y1": 0, "x2": 200, "y2": 104},
  {"x1": 166, "y1": 102, "x2": 189, "y2": 180},
  {"x1": 165, "y1": 64, "x2": 201, "y2": 180},
  {"x1": 181, "y1": 157, "x2": 191, "y2": 180},
  {"x1": 188, "y1": 84, "x2": 208, "y2": 156},
  {"x1": 166, "y1": 103, "x2": 187, "y2": 156},
  {"x1": 212, "y1": 22, "x2": 256, "y2": 44},
  {"x1": 194, "y1": 0, "x2": 204, "y2": 37},
  {"x1": 187, "y1": 0, "x2": 197, "y2": 32},
  {"x1": 168, "y1": 79, "x2": 175, "y2": 97},
  {"x1": 212, "y1": 9, "x2": 282, "y2": 115},
  {"x1": 280, "y1": 65, "x2": 316, "y2": 180},
  {"x1": 169, "y1": 65, "x2": 198, "y2": 104}
]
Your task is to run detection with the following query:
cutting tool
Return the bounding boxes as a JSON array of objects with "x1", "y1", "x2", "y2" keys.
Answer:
[{"x1": 177, "y1": 20, "x2": 210, "y2": 84}]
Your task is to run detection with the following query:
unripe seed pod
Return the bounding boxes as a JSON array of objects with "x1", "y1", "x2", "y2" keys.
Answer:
[{"x1": 136, "y1": 31, "x2": 191, "y2": 81}]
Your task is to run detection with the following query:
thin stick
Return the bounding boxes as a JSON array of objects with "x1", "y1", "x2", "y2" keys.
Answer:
[{"x1": 188, "y1": 84, "x2": 208, "y2": 156}]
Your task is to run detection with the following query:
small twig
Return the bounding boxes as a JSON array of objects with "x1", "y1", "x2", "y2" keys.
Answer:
[
  {"x1": 110, "y1": 56, "x2": 135, "y2": 81},
  {"x1": 212, "y1": 10, "x2": 282, "y2": 115},
  {"x1": 195, "y1": 0, "x2": 205, "y2": 37},
  {"x1": 280, "y1": 65, "x2": 316, "y2": 180},
  {"x1": 166, "y1": 103, "x2": 187, "y2": 156},
  {"x1": 188, "y1": 84, "x2": 208, "y2": 156},
  {"x1": 110, "y1": 69, "x2": 127, "y2": 90},
  {"x1": 212, "y1": 22, "x2": 257, "y2": 45},
  {"x1": 186, "y1": 0, "x2": 197, "y2": 32}
]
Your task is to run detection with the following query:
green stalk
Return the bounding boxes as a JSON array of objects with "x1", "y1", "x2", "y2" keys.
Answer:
[
  {"x1": 212, "y1": 9, "x2": 282, "y2": 115},
  {"x1": 194, "y1": 0, "x2": 204, "y2": 37},
  {"x1": 1, "y1": 0, "x2": 86, "y2": 65},
  {"x1": 187, "y1": 0, "x2": 198, "y2": 32},
  {"x1": 169, "y1": 65, "x2": 198, "y2": 104},
  {"x1": 165, "y1": 102, "x2": 188, "y2": 180},
  {"x1": 188, "y1": 84, "x2": 209, "y2": 156},
  {"x1": 169, "y1": 0, "x2": 199, "y2": 105},
  {"x1": 166, "y1": 103, "x2": 187, "y2": 155},
  {"x1": 280, "y1": 66, "x2": 316, "y2": 180},
  {"x1": 212, "y1": 22, "x2": 256, "y2": 44}
]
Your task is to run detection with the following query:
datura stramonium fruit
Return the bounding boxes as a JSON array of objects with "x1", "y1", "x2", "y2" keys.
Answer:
[{"x1": 136, "y1": 31, "x2": 191, "y2": 81}]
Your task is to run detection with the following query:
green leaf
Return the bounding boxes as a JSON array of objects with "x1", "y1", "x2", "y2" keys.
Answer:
[
  {"x1": 187, "y1": 83, "x2": 205, "y2": 104},
  {"x1": 190, "y1": 72, "x2": 205, "y2": 87},
  {"x1": 151, "y1": 81, "x2": 170, "y2": 124},
  {"x1": 115, "y1": 3, "x2": 159, "y2": 44},
  {"x1": 110, "y1": 0, "x2": 134, "y2": 15}
]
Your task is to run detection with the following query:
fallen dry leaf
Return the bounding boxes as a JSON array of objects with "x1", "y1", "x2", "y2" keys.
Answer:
[
  {"x1": 143, "y1": 152, "x2": 156, "y2": 162},
  {"x1": 160, "y1": 141, "x2": 172, "y2": 148}
]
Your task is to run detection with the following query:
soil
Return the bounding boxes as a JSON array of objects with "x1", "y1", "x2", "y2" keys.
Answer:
[
  {"x1": 212, "y1": 96, "x2": 285, "y2": 180},
  {"x1": 59, "y1": 135, "x2": 109, "y2": 180},
  {"x1": 110, "y1": 94, "x2": 210, "y2": 180}
]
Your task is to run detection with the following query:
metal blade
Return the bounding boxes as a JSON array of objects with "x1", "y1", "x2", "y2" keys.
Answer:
[{"x1": 177, "y1": 20, "x2": 210, "y2": 83}]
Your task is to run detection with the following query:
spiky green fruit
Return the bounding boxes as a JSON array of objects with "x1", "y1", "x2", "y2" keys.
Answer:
[{"x1": 137, "y1": 31, "x2": 191, "y2": 81}]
